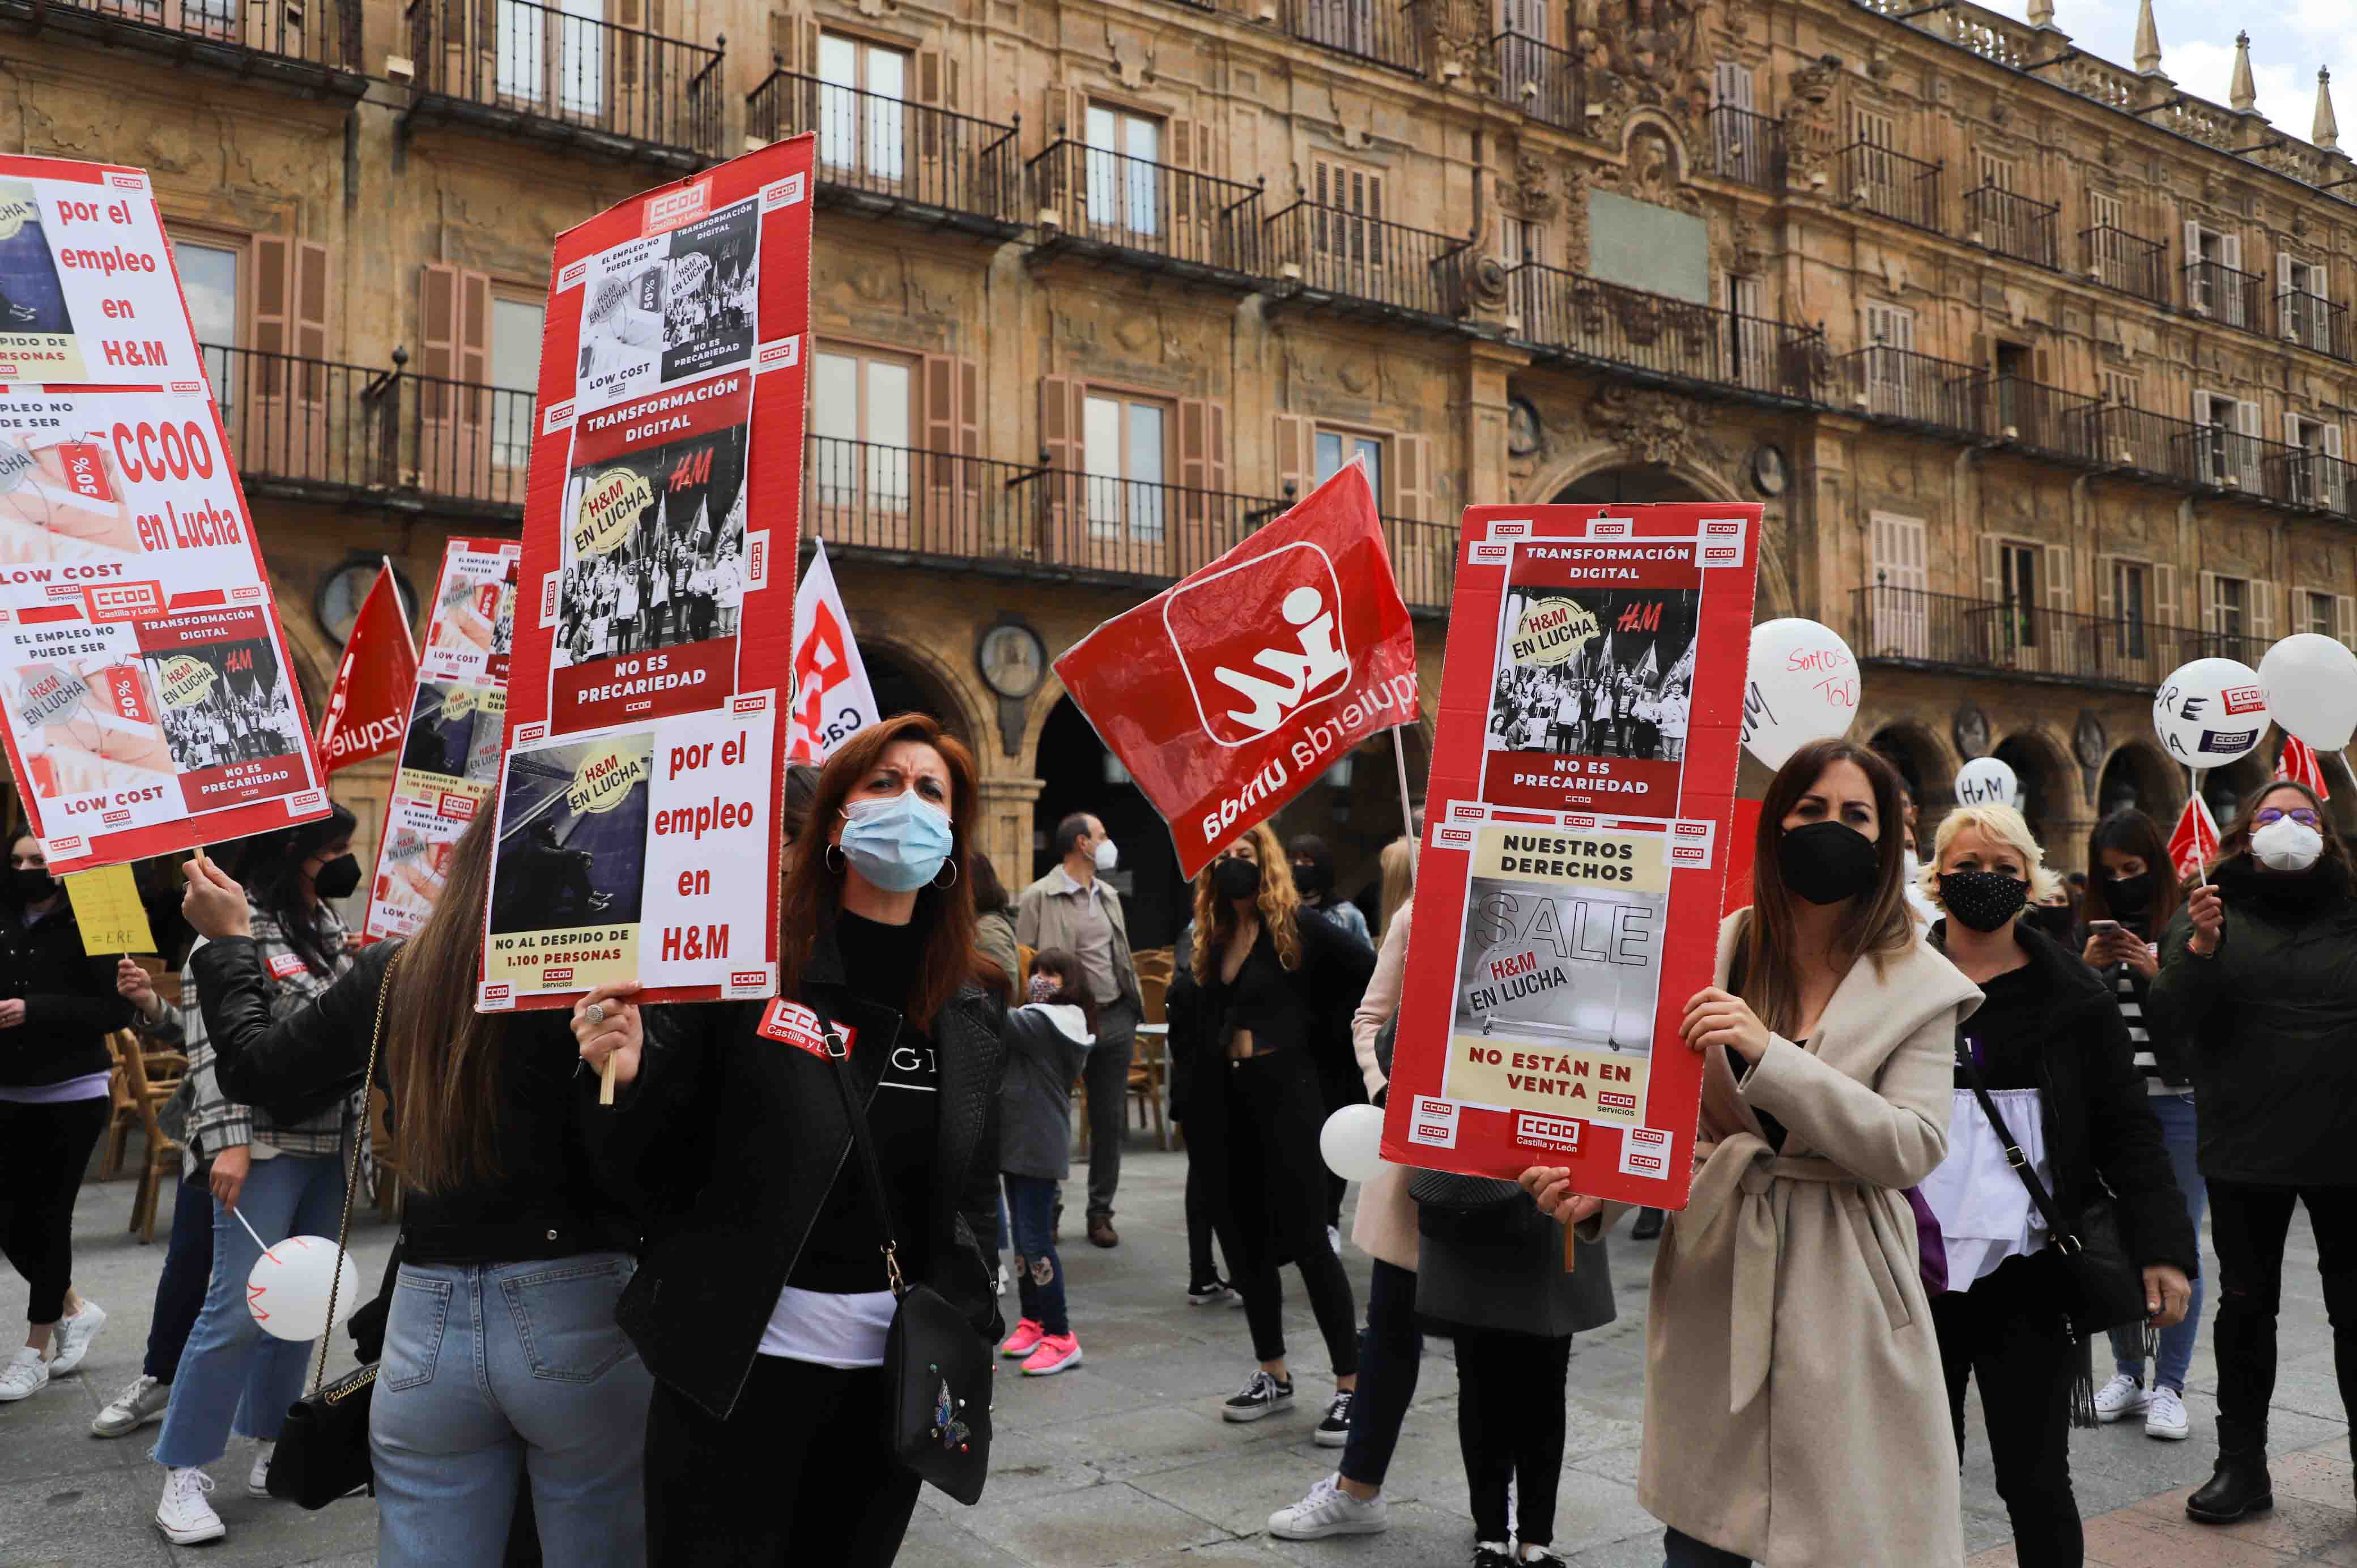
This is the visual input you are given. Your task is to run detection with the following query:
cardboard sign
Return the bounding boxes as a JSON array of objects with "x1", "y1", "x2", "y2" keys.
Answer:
[
  {"x1": 361, "y1": 538, "x2": 520, "y2": 943},
  {"x1": 0, "y1": 385, "x2": 329, "y2": 874},
  {"x1": 1384, "y1": 504, "x2": 1762, "y2": 1208},
  {"x1": 317, "y1": 561, "x2": 419, "y2": 775},
  {"x1": 1053, "y1": 463, "x2": 1418, "y2": 879},
  {"x1": 62, "y1": 862, "x2": 154, "y2": 953},
  {"x1": 0, "y1": 157, "x2": 211, "y2": 388},
  {"x1": 482, "y1": 140, "x2": 811, "y2": 1010}
]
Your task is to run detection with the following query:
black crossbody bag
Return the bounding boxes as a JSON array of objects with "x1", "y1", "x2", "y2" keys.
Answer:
[{"x1": 821, "y1": 1022, "x2": 994, "y2": 1506}]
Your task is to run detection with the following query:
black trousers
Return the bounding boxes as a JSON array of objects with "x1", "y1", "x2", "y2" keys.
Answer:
[
  {"x1": 1931, "y1": 1252, "x2": 2082, "y2": 1568},
  {"x1": 2210, "y1": 1179, "x2": 2357, "y2": 1442},
  {"x1": 1455, "y1": 1327, "x2": 1571, "y2": 1546},
  {"x1": 645, "y1": 1356, "x2": 922, "y2": 1567},
  {"x1": 0, "y1": 1097, "x2": 108, "y2": 1324},
  {"x1": 1339, "y1": 1260, "x2": 1422, "y2": 1488},
  {"x1": 1178, "y1": 1117, "x2": 1227, "y2": 1289}
]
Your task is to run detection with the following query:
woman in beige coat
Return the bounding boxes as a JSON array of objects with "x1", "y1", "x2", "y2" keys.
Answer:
[{"x1": 1526, "y1": 739, "x2": 1982, "y2": 1566}]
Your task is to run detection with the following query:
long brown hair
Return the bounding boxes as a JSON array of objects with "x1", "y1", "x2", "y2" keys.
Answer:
[
  {"x1": 2214, "y1": 778, "x2": 2351, "y2": 880},
  {"x1": 1188, "y1": 820, "x2": 1302, "y2": 984},
  {"x1": 386, "y1": 808, "x2": 504, "y2": 1194},
  {"x1": 1737, "y1": 738, "x2": 1917, "y2": 1037},
  {"x1": 2081, "y1": 808, "x2": 2182, "y2": 933},
  {"x1": 777, "y1": 712, "x2": 1000, "y2": 1024}
]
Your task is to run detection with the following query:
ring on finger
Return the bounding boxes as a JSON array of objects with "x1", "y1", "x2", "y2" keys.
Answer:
[{"x1": 584, "y1": 1002, "x2": 606, "y2": 1026}]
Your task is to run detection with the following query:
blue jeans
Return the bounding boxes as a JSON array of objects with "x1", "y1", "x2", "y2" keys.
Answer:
[
  {"x1": 146, "y1": 1175, "x2": 213, "y2": 1383},
  {"x1": 152, "y1": 1151, "x2": 348, "y2": 1468},
  {"x1": 1005, "y1": 1174, "x2": 1067, "y2": 1337},
  {"x1": 2109, "y1": 1090, "x2": 2206, "y2": 1394},
  {"x1": 372, "y1": 1254, "x2": 652, "y2": 1568}
]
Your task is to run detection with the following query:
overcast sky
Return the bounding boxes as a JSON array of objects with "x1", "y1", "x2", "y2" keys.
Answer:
[{"x1": 1977, "y1": 0, "x2": 2348, "y2": 140}]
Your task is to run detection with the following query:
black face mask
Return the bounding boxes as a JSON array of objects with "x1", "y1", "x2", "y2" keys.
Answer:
[
  {"x1": 12, "y1": 867, "x2": 54, "y2": 901},
  {"x1": 1291, "y1": 860, "x2": 1333, "y2": 900},
  {"x1": 1938, "y1": 871, "x2": 2030, "y2": 932},
  {"x1": 1211, "y1": 857, "x2": 1262, "y2": 903},
  {"x1": 312, "y1": 853, "x2": 363, "y2": 902},
  {"x1": 1777, "y1": 820, "x2": 1882, "y2": 906},
  {"x1": 2102, "y1": 871, "x2": 2152, "y2": 924},
  {"x1": 2023, "y1": 902, "x2": 2078, "y2": 943}
]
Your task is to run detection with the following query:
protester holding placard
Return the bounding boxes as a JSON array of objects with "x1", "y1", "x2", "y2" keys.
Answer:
[
  {"x1": 0, "y1": 830, "x2": 133, "y2": 1405},
  {"x1": 572, "y1": 713, "x2": 1005, "y2": 1566},
  {"x1": 1914, "y1": 804, "x2": 2194, "y2": 1564},
  {"x1": 2148, "y1": 779, "x2": 2357, "y2": 1526},
  {"x1": 1178, "y1": 824, "x2": 1374, "y2": 1439},
  {"x1": 1523, "y1": 740, "x2": 1981, "y2": 1567},
  {"x1": 178, "y1": 812, "x2": 654, "y2": 1566}
]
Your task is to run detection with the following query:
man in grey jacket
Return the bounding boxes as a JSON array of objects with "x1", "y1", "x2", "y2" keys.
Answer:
[{"x1": 1016, "y1": 812, "x2": 1141, "y2": 1247}]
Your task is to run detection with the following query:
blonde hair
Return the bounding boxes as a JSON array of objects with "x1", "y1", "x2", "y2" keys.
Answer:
[
  {"x1": 1921, "y1": 803, "x2": 2063, "y2": 912},
  {"x1": 1189, "y1": 821, "x2": 1303, "y2": 983},
  {"x1": 1377, "y1": 834, "x2": 1416, "y2": 939}
]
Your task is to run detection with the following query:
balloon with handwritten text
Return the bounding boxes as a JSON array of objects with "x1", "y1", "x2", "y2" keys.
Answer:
[
  {"x1": 1740, "y1": 619, "x2": 1860, "y2": 770},
  {"x1": 1954, "y1": 756, "x2": 2021, "y2": 809},
  {"x1": 2152, "y1": 657, "x2": 2266, "y2": 769}
]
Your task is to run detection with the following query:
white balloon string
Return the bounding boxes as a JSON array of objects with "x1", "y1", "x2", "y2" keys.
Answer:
[
  {"x1": 2190, "y1": 766, "x2": 2209, "y2": 892},
  {"x1": 2342, "y1": 748, "x2": 2356, "y2": 791},
  {"x1": 231, "y1": 1204, "x2": 271, "y2": 1255}
]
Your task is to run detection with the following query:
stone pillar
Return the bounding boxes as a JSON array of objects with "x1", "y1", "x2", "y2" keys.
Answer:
[
  {"x1": 1465, "y1": 339, "x2": 1532, "y2": 510},
  {"x1": 976, "y1": 774, "x2": 1045, "y2": 893}
]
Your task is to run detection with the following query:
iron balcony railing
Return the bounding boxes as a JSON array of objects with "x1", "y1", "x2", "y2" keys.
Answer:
[
  {"x1": 746, "y1": 69, "x2": 1018, "y2": 228},
  {"x1": 1852, "y1": 584, "x2": 2177, "y2": 693},
  {"x1": 1509, "y1": 265, "x2": 1827, "y2": 402},
  {"x1": 1705, "y1": 104, "x2": 1783, "y2": 191},
  {"x1": 1493, "y1": 32, "x2": 1581, "y2": 133},
  {"x1": 2064, "y1": 400, "x2": 2303, "y2": 496},
  {"x1": 200, "y1": 343, "x2": 535, "y2": 516},
  {"x1": 2081, "y1": 226, "x2": 2168, "y2": 307},
  {"x1": 2184, "y1": 258, "x2": 2263, "y2": 331},
  {"x1": 1263, "y1": 201, "x2": 1477, "y2": 319},
  {"x1": 1836, "y1": 345, "x2": 1983, "y2": 436},
  {"x1": 2261, "y1": 448, "x2": 2357, "y2": 517},
  {"x1": 1985, "y1": 374, "x2": 2098, "y2": 461},
  {"x1": 2179, "y1": 629, "x2": 2273, "y2": 668},
  {"x1": 2277, "y1": 288, "x2": 2351, "y2": 361},
  {"x1": 403, "y1": 0, "x2": 725, "y2": 160},
  {"x1": 1028, "y1": 140, "x2": 1265, "y2": 275},
  {"x1": 801, "y1": 434, "x2": 1453, "y2": 609},
  {"x1": 1282, "y1": 0, "x2": 1422, "y2": 74},
  {"x1": 1839, "y1": 141, "x2": 1942, "y2": 233},
  {"x1": 1964, "y1": 185, "x2": 2057, "y2": 269},
  {"x1": 25, "y1": 0, "x2": 363, "y2": 75}
]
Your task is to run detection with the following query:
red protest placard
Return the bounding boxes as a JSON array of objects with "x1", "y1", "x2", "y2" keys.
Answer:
[
  {"x1": 481, "y1": 139, "x2": 811, "y2": 1012},
  {"x1": 317, "y1": 562, "x2": 420, "y2": 775},
  {"x1": 1053, "y1": 464, "x2": 1418, "y2": 879},
  {"x1": 1384, "y1": 504, "x2": 1762, "y2": 1208}
]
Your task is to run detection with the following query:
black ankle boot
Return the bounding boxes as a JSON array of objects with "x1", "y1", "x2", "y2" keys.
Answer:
[{"x1": 2186, "y1": 1421, "x2": 2273, "y2": 1524}]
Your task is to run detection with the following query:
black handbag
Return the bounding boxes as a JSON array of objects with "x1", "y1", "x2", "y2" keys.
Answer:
[
  {"x1": 1408, "y1": 1168, "x2": 1543, "y2": 1249},
  {"x1": 269, "y1": 951, "x2": 401, "y2": 1510},
  {"x1": 820, "y1": 1021, "x2": 993, "y2": 1506}
]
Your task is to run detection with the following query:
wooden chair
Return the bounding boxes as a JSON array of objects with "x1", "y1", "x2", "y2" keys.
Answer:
[
  {"x1": 1016, "y1": 944, "x2": 1036, "y2": 994},
  {"x1": 115, "y1": 1029, "x2": 188, "y2": 1245},
  {"x1": 1131, "y1": 947, "x2": 1175, "y2": 987},
  {"x1": 1137, "y1": 971, "x2": 1168, "y2": 1028},
  {"x1": 1127, "y1": 1029, "x2": 1168, "y2": 1148},
  {"x1": 101, "y1": 958, "x2": 177, "y2": 1179}
]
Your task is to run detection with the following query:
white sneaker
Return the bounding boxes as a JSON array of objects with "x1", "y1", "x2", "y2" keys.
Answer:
[
  {"x1": 46, "y1": 1299, "x2": 106, "y2": 1375},
  {"x1": 91, "y1": 1373, "x2": 170, "y2": 1437},
  {"x1": 1269, "y1": 1473, "x2": 1390, "y2": 1539},
  {"x1": 0, "y1": 1346, "x2": 48, "y2": 1402},
  {"x1": 2145, "y1": 1385, "x2": 2190, "y2": 1441},
  {"x1": 2092, "y1": 1372, "x2": 2148, "y2": 1424},
  {"x1": 248, "y1": 1439, "x2": 274, "y2": 1498},
  {"x1": 1326, "y1": 1225, "x2": 1342, "y2": 1257},
  {"x1": 155, "y1": 1467, "x2": 224, "y2": 1545}
]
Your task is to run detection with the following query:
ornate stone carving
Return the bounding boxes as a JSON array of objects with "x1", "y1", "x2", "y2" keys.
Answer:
[
  {"x1": 1463, "y1": 254, "x2": 1513, "y2": 317},
  {"x1": 1729, "y1": 215, "x2": 1766, "y2": 275},
  {"x1": 1580, "y1": 0, "x2": 1707, "y2": 143},
  {"x1": 1592, "y1": 124, "x2": 1703, "y2": 216},
  {"x1": 1422, "y1": 0, "x2": 1500, "y2": 91},
  {"x1": 1105, "y1": 23, "x2": 1156, "y2": 90},
  {"x1": 1561, "y1": 164, "x2": 1592, "y2": 274},
  {"x1": 1590, "y1": 385, "x2": 1694, "y2": 467},
  {"x1": 1496, "y1": 150, "x2": 1559, "y2": 222},
  {"x1": 1780, "y1": 56, "x2": 1841, "y2": 190}
]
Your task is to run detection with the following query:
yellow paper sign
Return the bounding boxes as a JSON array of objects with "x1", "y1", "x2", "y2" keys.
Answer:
[{"x1": 65, "y1": 863, "x2": 155, "y2": 956}]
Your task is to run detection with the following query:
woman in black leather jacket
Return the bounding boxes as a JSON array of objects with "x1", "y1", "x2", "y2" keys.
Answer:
[
  {"x1": 573, "y1": 711, "x2": 1006, "y2": 1567},
  {"x1": 180, "y1": 811, "x2": 653, "y2": 1568}
]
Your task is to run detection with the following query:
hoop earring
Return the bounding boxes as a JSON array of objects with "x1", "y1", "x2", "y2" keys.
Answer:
[
  {"x1": 934, "y1": 860, "x2": 959, "y2": 889},
  {"x1": 824, "y1": 844, "x2": 845, "y2": 874}
]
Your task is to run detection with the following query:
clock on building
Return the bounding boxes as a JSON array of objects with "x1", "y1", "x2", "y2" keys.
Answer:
[
  {"x1": 314, "y1": 557, "x2": 412, "y2": 645},
  {"x1": 977, "y1": 621, "x2": 1048, "y2": 700}
]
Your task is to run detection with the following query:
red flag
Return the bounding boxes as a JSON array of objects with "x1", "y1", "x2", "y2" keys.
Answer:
[
  {"x1": 318, "y1": 561, "x2": 420, "y2": 776},
  {"x1": 2277, "y1": 734, "x2": 2331, "y2": 800},
  {"x1": 1053, "y1": 464, "x2": 1418, "y2": 879},
  {"x1": 2167, "y1": 792, "x2": 2222, "y2": 883}
]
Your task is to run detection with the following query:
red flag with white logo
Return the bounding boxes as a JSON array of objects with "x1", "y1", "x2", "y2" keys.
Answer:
[
  {"x1": 2167, "y1": 792, "x2": 2222, "y2": 883},
  {"x1": 1053, "y1": 463, "x2": 1418, "y2": 880},
  {"x1": 2277, "y1": 734, "x2": 2331, "y2": 800},
  {"x1": 317, "y1": 560, "x2": 419, "y2": 776},
  {"x1": 785, "y1": 540, "x2": 879, "y2": 764}
]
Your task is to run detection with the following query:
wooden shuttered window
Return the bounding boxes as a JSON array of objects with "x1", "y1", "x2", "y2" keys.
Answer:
[
  {"x1": 252, "y1": 235, "x2": 331, "y2": 482},
  {"x1": 419, "y1": 263, "x2": 493, "y2": 500}
]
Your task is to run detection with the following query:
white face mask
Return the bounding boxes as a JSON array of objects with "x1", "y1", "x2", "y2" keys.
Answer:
[
  {"x1": 1093, "y1": 838, "x2": 1118, "y2": 872},
  {"x1": 2251, "y1": 816, "x2": 2325, "y2": 872}
]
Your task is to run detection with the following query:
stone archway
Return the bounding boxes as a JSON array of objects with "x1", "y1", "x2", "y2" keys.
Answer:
[
  {"x1": 1867, "y1": 718, "x2": 1955, "y2": 826},
  {"x1": 854, "y1": 633, "x2": 986, "y2": 753},
  {"x1": 1526, "y1": 442, "x2": 1796, "y2": 620},
  {"x1": 2096, "y1": 739, "x2": 2182, "y2": 824},
  {"x1": 2202, "y1": 753, "x2": 2271, "y2": 829},
  {"x1": 1990, "y1": 725, "x2": 2079, "y2": 855}
]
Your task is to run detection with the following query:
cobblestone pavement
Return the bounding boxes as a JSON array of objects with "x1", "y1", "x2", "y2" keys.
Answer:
[{"x1": 4, "y1": 1142, "x2": 2348, "y2": 1566}]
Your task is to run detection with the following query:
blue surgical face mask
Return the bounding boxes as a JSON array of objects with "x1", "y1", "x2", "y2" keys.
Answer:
[{"x1": 838, "y1": 790, "x2": 955, "y2": 892}]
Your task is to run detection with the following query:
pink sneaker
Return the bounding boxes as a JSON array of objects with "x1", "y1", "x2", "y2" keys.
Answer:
[
  {"x1": 1020, "y1": 1333, "x2": 1083, "y2": 1376},
  {"x1": 999, "y1": 1319, "x2": 1045, "y2": 1358}
]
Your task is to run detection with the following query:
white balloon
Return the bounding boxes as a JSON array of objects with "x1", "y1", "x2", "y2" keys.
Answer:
[
  {"x1": 1318, "y1": 1103, "x2": 1387, "y2": 1184},
  {"x1": 2152, "y1": 657, "x2": 2267, "y2": 769},
  {"x1": 1953, "y1": 756, "x2": 2021, "y2": 810},
  {"x1": 1742, "y1": 619, "x2": 1861, "y2": 771},
  {"x1": 246, "y1": 1235, "x2": 364, "y2": 1343},
  {"x1": 2258, "y1": 634, "x2": 2357, "y2": 752}
]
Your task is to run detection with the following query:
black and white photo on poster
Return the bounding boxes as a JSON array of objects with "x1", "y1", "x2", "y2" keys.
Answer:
[
  {"x1": 554, "y1": 420, "x2": 749, "y2": 670},
  {"x1": 398, "y1": 679, "x2": 504, "y2": 790},
  {"x1": 145, "y1": 637, "x2": 303, "y2": 774},
  {"x1": 1484, "y1": 587, "x2": 1698, "y2": 765},
  {"x1": 661, "y1": 199, "x2": 758, "y2": 382},
  {"x1": 487, "y1": 735, "x2": 650, "y2": 938}
]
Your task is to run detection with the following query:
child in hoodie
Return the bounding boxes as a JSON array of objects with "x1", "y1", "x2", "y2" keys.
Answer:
[{"x1": 998, "y1": 948, "x2": 1097, "y2": 1375}]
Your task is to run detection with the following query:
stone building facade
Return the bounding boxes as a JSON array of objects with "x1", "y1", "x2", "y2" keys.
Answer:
[{"x1": 2, "y1": 0, "x2": 2349, "y2": 938}]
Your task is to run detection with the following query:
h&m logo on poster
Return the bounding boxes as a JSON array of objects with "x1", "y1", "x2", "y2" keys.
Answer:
[
  {"x1": 1408, "y1": 1096, "x2": 1461, "y2": 1148},
  {"x1": 1163, "y1": 542, "x2": 1351, "y2": 747},
  {"x1": 1516, "y1": 1111, "x2": 1584, "y2": 1153},
  {"x1": 1619, "y1": 1125, "x2": 1673, "y2": 1178}
]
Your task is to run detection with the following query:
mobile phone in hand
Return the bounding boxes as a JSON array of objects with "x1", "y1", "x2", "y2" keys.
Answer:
[{"x1": 2087, "y1": 919, "x2": 2124, "y2": 939}]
